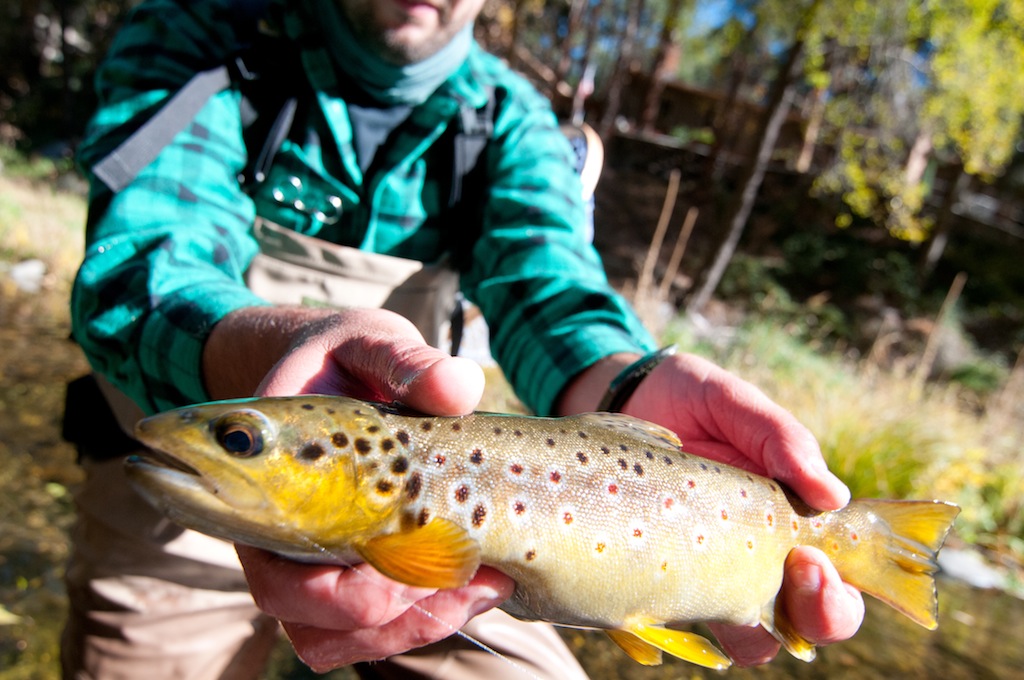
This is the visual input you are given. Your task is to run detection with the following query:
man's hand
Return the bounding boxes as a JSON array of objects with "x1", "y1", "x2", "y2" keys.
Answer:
[
  {"x1": 559, "y1": 350, "x2": 865, "y2": 666},
  {"x1": 204, "y1": 305, "x2": 509, "y2": 670}
]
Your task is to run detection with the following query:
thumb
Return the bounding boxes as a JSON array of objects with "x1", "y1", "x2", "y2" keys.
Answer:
[{"x1": 257, "y1": 309, "x2": 485, "y2": 416}]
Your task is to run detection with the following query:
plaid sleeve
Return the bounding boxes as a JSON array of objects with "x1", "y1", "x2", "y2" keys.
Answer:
[
  {"x1": 462, "y1": 62, "x2": 656, "y2": 415},
  {"x1": 72, "y1": 0, "x2": 269, "y2": 414}
]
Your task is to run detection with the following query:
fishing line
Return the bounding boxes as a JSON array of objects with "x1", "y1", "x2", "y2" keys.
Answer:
[{"x1": 285, "y1": 529, "x2": 547, "y2": 680}]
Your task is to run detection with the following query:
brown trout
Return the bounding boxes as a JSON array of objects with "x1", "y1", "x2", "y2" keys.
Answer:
[{"x1": 127, "y1": 396, "x2": 959, "y2": 669}]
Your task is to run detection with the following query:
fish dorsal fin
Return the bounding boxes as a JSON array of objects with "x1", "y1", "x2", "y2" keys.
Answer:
[
  {"x1": 357, "y1": 517, "x2": 481, "y2": 589},
  {"x1": 574, "y1": 413, "x2": 683, "y2": 450},
  {"x1": 609, "y1": 620, "x2": 732, "y2": 670},
  {"x1": 761, "y1": 598, "x2": 816, "y2": 662}
]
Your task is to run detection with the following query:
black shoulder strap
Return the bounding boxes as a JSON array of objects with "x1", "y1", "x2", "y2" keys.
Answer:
[{"x1": 448, "y1": 87, "x2": 495, "y2": 209}]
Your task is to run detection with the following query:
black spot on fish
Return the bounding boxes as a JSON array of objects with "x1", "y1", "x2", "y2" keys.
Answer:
[
  {"x1": 633, "y1": 463, "x2": 644, "y2": 477},
  {"x1": 332, "y1": 432, "x2": 349, "y2": 448},
  {"x1": 454, "y1": 485, "x2": 470, "y2": 503},
  {"x1": 376, "y1": 480, "x2": 394, "y2": 495},
  {"x1": 514, "y1": 501, "x2": 526, "y2": 515},
  {"x1": 452, "y1": 422, "x2": 462, "y2": 431},
  {"x1": 367, "y1": 425, "x2": 380, "y2": 434},
  {"x1": 714, "y1": 466, "x2": 721, "y2": 474},
  {"x1": 301, "y1": 403, "x2": 315, "y2": 411},
  {"x1": 355, "y1": 438, "x2": 373, "y2": 455},
  {"x1": 421, "y1": 422, "x2": 433, "y2": 431},
  {"x1": 381, "y1": 438, "x2": 395, "y2": 452},
  {"x1": 396, "y1": 431, "x2": 410, "y2": 446},
  {"x1": 600, "y1": 446, "x2": 611, "y2": 455},
  {"x1": 514, "y1": 430, "x2": 523, "y2": 437},
  {"x1": 578, "y1": 431, "x2": 588, "y2": 439},
  {"x1": 418, "y1": 508, "x2": 430, "y2": 527},
  {"x1": 525, "y1": 549, "x2": 536, "y2": 561},
  {"x1": 619, "y1": 444, "x2": 629, "y2": 452},
  {"x1": 391, "y1": 457, "x2": 409, "y2": 474},
  {"x1": 618, "y1": 458, "x2": 628, "y2": 470},
  {"x1": 405, "y1": 473, "x2": 422, "y2": 500},
  {"x1": 354, "y1": 409, "x2": 365, "y2": 416},
  {"x1": 663, "y1": 456, "x2": 673, "y2": 465},
  {"x1": 576, "y1": 451, "x2": 589, "y2": 464},
  {"x1": 470, "y1": 449, "x2": 484, "y2": 465},
  {"x1": 472, "y1": 505, "x2": 487, "y2": 527},
  {"x1": 298, "y1": 443, "x2": 325, "y2": 462},
  {"x1": 700, "y1": 463, "x2": 708, "y2": 471},
  {"x1": 769, "y1": 483, "x2": 778, "y2": 493},
  {"x1": 326, "y1": 408, "x2": 335, "y2": 415},
  {"x1": 645, "y1": 451, "x2": 654, "y2": 460},
  {"x1": 546, "y1": 438, "x2": 556, "y2": 447},
  {"x1": 493, "y1": 427, "x2": 503, "y2": 435}
]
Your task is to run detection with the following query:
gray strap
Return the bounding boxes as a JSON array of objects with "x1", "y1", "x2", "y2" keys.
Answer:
[{"x1": 93, "y1": 66, "x2": 232, "y2": 192}]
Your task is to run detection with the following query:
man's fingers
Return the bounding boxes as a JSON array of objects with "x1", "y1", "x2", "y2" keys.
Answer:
[{"x1": 781, "y1": 546, "x2": 865, "y2": 645}]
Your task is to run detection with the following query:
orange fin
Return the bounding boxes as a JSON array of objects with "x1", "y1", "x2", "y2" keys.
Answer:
[
  {"x1": 606, "y1": 629, "x2": 662, "y2": 666},
  {"x1": 761, "y1": 599, "x2": 816, "y2": 662},
  {"x1": 836, "y1": 499, "x2": 960, "y2": 629},
  {"x1": 357, "y1": 517, "x2": 481, "y2": 589},
  {"x1": 609, "y1": 620, "x2": 732, "y2": 670}
]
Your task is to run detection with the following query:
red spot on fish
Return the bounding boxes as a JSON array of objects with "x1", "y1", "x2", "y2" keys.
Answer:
[
  {"x1": 563, "y1": 512, "x2": 573, "y2": 525},
  {"x1": 851, "y1": 531, "x2": 859, "y2": 541},
  {"x1": 454, "y1": 485, "x2": 469, "y2": 503},
  {"x1": 740, "y1": 489, "x2": 748, "y2": 498},
  {"x1": 697, "y1": 534, "x2": 705, "y2": 545},
  {"x1": 720, "y1": 509, "x2": 729, "y2": 521},
  {"x1": 510, "y1": 463, "x2": 523, "y2": 475},
  {"x1": 767, "y1": 513, "x2": 774, "y2": 526},
  {"x1": 792, "y1": 520, "x2": 800, "y2": 532},
  {"x1": 661, "y1": 561, "x2": 668, "y2": 572},
  {"x1": 747, "y1": 540, "x2": 754, "y2": 550},
  {"x1": 525, "y1": 549, "x2": 536, "y2": 561},
  {"x1": 607, "y1": 483, "x2": 618, "y2": 495},
  {"x1": 514, "y1": 501, "x2": 526, "y2": 515},
  {"x1": 434, "y1": 454, "x2": 446, "y2": 466},
  {"x1": 664, "y1": 497, "x2": 674, "y2": 509},
  {"x1": 549, "y1": 470, "x2": 562, "y2": 484},
  {"x1": 596, "y1": 542, "x2": 606, "y2": 553},
  {"x1": 687, "y1": 480, "x2": 696, "y2": 489},
  {"x1": 633, "y1": 528, "x2": 643, "y2": 538}
]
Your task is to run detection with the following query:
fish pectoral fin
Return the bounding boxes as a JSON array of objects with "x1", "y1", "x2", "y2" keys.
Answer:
[
  {"x1": 609, "y1": 621, "x2": 732, "y2": 670},
  {"x1": 761, "y1": 599, "x2": 816, "y2": 662},
  {"x1": 357, "y1": 517, "x2": 481, "y2": 589}
]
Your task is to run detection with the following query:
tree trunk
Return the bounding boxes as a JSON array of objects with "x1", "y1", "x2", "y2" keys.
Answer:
[
  {"x1": 687, "y1": 4, "x2": 819, "y2": 315},
  {"x1": 919, "y1": 166, "x2": 969, "y2": 284},
  {"x1": 555, "y1": 0, "x2": 587, "y2": 87},
  {"x1": 598, "y1": 0, "x2": 646, "y2": 137},
  {"x1": 639, "y1": 0, "x2": 687, "y2": 132}
]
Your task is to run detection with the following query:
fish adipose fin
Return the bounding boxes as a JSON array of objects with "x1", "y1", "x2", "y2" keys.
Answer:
[
  {"x1": 607, "y1": 621, "x2": 732, "y2": 670},
  {"x1": 357, "y1": 517, "x2": 481, "y2": 589},
  {"x1": 836, "y1": 499, "x2": 960, "y2": 629}
]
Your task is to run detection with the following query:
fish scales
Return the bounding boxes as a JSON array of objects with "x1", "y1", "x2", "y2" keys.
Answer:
[{"x1": 127, "y1": 396, "x2": 959, "y2": 669}]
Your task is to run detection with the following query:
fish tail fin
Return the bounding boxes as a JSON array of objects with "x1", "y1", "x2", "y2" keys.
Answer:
[{"x1": 837, "y1": 499, "x2": 960, "y2": 629}]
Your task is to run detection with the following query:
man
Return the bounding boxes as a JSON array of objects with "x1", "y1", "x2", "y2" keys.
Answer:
[{"x1": 65, "y1": 0, "x2": 864, "y2": 677}]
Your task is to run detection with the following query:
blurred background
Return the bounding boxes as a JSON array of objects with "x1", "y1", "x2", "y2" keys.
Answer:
[{"x1": 2, "y1": 1, "x2": 1022, "y2": 678}]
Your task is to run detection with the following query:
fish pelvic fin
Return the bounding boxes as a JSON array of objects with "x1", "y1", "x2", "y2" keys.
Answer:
[
  {"x1": 608, "y1": 620, "x2": 732, "y2": 670},
  {"x1": 357, "y1": 517, "x2": 481, "y2": 589},
  {"x1": 838, "y1": 499, "x2": 960, "y2": 630}
]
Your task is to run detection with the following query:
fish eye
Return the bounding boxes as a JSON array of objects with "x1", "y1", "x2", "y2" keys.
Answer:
[{"x1": 211, "y1": 410, "x2": 273, "y2": 458}]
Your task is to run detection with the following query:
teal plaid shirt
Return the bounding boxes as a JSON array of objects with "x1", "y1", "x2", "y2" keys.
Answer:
[{"x1": 72, "y1": 0, "x2": 654, "y2": 416}]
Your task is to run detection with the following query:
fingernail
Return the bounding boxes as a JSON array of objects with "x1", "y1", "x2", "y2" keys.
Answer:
[
  {"x1": 792, "y1": 562, "x2": 823, "y2": 596},
  {"x1": 468, "y1": 586, "x2": 506, "y2": 617}
]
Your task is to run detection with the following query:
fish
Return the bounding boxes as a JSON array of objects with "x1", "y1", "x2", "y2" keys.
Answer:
[{"x1": 126, "y1": 395, "x2": 959, "y2": 670}]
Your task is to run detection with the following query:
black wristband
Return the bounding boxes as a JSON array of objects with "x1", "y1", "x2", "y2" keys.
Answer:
[{"x1": 596, "y1": 346, "x2": 677, "y2": 413}]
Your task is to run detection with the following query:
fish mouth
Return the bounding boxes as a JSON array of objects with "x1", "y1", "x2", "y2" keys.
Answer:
[{"x1": 124, "y1": 448, "x2": 217, "y2": 500}]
